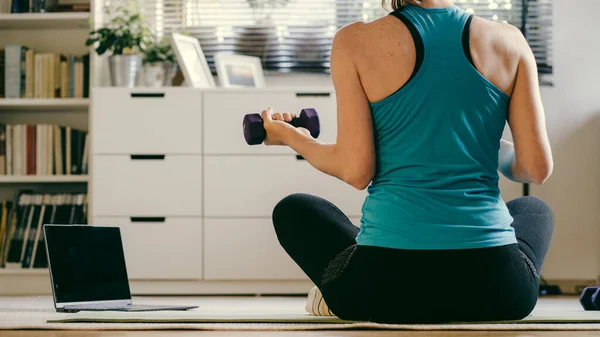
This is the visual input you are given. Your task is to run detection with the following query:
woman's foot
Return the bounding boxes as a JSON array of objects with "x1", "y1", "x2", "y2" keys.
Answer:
[{"x1": 305, "y1": 286, "x2": 335, "y2": 316}]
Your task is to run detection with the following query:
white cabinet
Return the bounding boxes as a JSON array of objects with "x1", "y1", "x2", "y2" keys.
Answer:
[
  {"x1": 204, "y1": 155, "x2": 366, "y2": 217},
  {"x1": 93, "y1": 217, "x2": 203, "y2": 280},
  {"x1": 90, "y1": 87, "x2": 364, "y2": 293}
]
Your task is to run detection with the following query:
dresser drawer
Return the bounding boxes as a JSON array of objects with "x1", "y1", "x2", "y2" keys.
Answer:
[
  {"x1": 204, "y1": 217, "x2": 360, "y2": 280},
  {"x1": 91, "y1": 88, "x2": 202, "y2": 154},
  {"x1": 92, "y1": 155, "x2": 202, "y2": 216},
  {"x1": 204, "y1": 155, "x2": 366, "y2": 217},
  {"x1": 203, "y1": 91, "x2": 337, "y2": 154},
  {"x1": 203, "y1": 218, "x2": 306, "y2": 280},
  {"x1": 93, "y1": 217, "x2": 203, "y2": 280}
]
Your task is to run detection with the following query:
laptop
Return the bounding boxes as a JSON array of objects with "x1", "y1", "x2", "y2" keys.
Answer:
[{"x1": 44, "y1": 224, "x2": 198, "y2": 313}]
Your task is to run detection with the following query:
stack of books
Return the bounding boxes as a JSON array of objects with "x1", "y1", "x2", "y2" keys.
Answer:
[
  {"x1": 0, "y1": 124, "x2": 88, "y2": 176},
  {"x1": 1, "y1": 45, "x2": 90, "y2": 99},
  {"x1": 0, "y1": 191, "x2": 88, "y2": 269}
]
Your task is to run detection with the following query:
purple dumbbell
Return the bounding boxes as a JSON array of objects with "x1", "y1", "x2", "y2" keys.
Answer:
[{"x1": 243, "y1": 108, "x2": 321, "y2": 145}]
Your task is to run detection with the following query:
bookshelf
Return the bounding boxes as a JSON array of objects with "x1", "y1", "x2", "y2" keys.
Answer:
[
  {"x1": 0, "y1": 98, "x2": 90, "y2": 111},
  {"x1": 0, "y1": 12, "x2": 90, "y2": 29},
  {"x1": 0, "y1": 4, "x2": 93, "y2": 290},
  {"x1": 0, "y1": 175, "x2": 88, "y2": 183}
]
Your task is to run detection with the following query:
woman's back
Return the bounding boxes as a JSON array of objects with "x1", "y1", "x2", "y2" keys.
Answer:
[{"x1": 351, "y1": 4, "x2": 524, "y2": 249}]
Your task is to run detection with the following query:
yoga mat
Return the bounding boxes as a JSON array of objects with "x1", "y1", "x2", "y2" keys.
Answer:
[{"x1": 47, "y1": 308, "x2": 600, "y2": 324}]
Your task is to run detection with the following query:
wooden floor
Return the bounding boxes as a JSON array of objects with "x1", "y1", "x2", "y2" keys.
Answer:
[{"x1": 7, "y1": 332, "x2": 600, "y2": 337}]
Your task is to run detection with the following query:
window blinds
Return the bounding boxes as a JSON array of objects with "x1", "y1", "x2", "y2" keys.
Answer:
[
  {"x1": 132, "y1": 0, "x2": 552, "y2": 74},
  {"x1": 523, "y1": 0, "x2": 553, "y2": 74}
]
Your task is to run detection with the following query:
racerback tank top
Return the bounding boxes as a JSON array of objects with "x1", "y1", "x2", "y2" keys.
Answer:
[{"x1": 356, "y1": 4, "x2": 517, "y2": 250}]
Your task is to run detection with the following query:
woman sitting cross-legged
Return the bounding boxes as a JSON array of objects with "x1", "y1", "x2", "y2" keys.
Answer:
[{"x1": 263, "y1": 0, "x2": 554, "y2": 324}]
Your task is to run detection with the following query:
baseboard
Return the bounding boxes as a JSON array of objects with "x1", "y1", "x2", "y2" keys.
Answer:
[
  {"x1": 544, "y1": 279, "x2": 598, "y2": 295},
  {"x1": 1, "y1": 274, "x2": 596, "y2": 296}
]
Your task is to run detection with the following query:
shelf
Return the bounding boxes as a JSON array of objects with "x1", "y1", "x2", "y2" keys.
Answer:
[
  {"x1": 0, "y1": 175, "x2": 88, "y2": 183},
  {"x1": 0, "y1": 12, "x2": 90, "y2": 29},
  {"x1": 0, "y1": 99, "x2": 89, "y2": 112},
  {"x1": 0, "y1": 268, "x2": 48, "y2": 275}
]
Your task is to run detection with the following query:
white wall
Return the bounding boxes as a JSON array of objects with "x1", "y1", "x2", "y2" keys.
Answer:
[{"x1": 532, "y1": 0, "x2": 600, "y2": 280}]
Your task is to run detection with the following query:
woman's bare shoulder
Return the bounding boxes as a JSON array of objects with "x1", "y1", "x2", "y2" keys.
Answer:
[
  {"x1": 334, "y1": 16, "x2": 413, "y2": 58},
  {"x1": 471, "y1": 16, "x2": 529, "y2": 58}
]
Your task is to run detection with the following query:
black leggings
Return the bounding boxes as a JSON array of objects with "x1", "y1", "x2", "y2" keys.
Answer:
[{"x1": 272, "y1": 194, "x2": 554, "y2": 324}]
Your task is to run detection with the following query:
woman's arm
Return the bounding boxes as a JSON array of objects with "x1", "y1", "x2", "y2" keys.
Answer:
[
  {"x1": 502, "y1": 29, "x2": 553, "y2": 185},
  {"x1": 262, "y1": 25, "x2": 376, "y2": 190}
]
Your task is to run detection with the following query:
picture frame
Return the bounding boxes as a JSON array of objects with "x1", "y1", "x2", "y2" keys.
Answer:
[
  {"x1": 214, "y1": 52, "x2": 266, "y2": 89},
  {"x1": 169, "y1": 33, "x2": 216, "y2": 88}
]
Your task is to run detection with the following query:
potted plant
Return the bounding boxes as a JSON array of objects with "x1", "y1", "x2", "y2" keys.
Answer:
[
  {"x1": 141, "y1": 36, "x2": 179, "y2": 87},
  {"x1": 85, "y1": 3, "x2": 150, "y2": 87}
]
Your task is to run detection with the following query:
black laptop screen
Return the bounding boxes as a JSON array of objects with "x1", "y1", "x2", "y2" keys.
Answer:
[{"x1": 44, "y1": 225, "x2": 131, "y2": 304}]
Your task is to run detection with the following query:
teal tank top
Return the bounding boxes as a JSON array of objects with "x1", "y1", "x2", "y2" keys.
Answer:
[{"x1": 356, "y1": 4, "x2": 517, "y2": 250}]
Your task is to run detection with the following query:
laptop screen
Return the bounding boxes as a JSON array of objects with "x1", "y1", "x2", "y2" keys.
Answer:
[{"x1": 44, "y1": 225, "x2": 132, "y2": 304}]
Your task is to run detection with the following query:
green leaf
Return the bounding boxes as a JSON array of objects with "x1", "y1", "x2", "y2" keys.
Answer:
[{"x1": 96, "y1": 44, "x2": 108, "y2": 55}]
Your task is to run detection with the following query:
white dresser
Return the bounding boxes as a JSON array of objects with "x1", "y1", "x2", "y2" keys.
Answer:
[{"x1": 90, "y1": 87, "x2": 366, "y2": 294}]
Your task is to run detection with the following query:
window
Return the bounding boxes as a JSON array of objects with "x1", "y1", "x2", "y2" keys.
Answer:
[{"x1": 132, "y1": 0, "x2": 552, "y2": 76}]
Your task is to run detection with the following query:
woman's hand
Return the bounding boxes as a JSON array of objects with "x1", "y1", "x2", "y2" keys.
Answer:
[{"x1": 261, "y1": 107, "x2": 311, "y2": 146}]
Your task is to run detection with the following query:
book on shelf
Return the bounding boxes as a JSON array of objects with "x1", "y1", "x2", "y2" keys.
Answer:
[
  {"x1": 0, "y1": 123, "x2": 88, "y2": 176},
  {"x1": 0, "y1": 49, "x2": 4, "y2": 99},
  {"x1": 0, "y1": 191, "x2": 88, "y2": 269},
  {"x1": 2, "y1": 45, "x2": 89, "y2": 99}
]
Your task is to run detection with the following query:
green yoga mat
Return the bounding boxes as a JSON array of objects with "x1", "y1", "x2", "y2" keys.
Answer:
[{"x1": 47, "y1": 309, "x2": 600, "y2": 324}]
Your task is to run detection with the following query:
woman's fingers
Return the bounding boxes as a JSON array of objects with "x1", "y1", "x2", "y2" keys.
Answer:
[{"x1": 263, "y1": 108, "x2": 296, "y2": 123}]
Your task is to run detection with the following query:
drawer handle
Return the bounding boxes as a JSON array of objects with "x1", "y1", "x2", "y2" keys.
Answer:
[
  {"x1": 130, "y1": 154, "x2": 165, "y2": 160},
  {"x1": 296, "y1": 155, "x2": 305, "y2": 160},
  {"x1": 296, "y1": 92, "x2": 331, "y2": 98},
  {"x1": 130, "y1": 217, "x2": 166, "y2": 223},
  {"x1": 130, "y1": 92, "x2": 165, "y2": 98}
]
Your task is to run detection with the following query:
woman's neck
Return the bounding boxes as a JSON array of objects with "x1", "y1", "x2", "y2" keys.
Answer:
[{"x1": 411, "y1": 0, "x2": 455, "y2": 8}]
